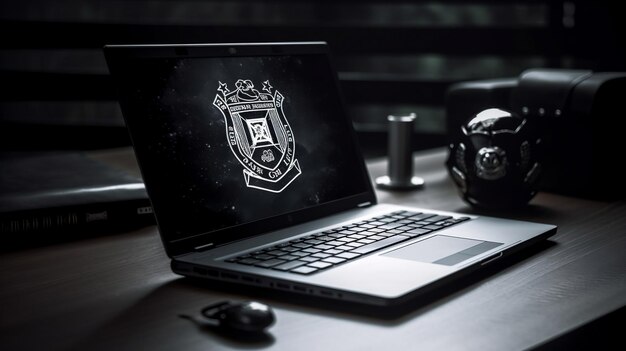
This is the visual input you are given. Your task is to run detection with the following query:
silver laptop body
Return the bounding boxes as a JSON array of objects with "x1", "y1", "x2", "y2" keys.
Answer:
[{"x1": 105, "y1": 42, "x2": 556, "y2": 306}]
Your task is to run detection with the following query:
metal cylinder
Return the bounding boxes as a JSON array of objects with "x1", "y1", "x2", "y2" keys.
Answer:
[
  {"x1": 376, "y1": 113, "x2": 424, "y2": 190},
  {"x1": 387, "y1": 114, "x2": 415, "y2": 184}
]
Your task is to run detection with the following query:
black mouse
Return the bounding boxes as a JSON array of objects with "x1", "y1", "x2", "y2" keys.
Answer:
[{"x1": 200, "y1": 300, "x2": 275, "y2": 333}]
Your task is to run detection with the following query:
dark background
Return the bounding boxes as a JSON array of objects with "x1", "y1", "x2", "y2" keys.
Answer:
[
  {"x1": 1, "y1": 2, "x2": 625, "y2": 347},
  {"x1": 1, "y1": 0, "x2": 625, "y2": 156}
]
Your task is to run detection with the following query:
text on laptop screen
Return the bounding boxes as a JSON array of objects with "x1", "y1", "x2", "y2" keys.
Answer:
[{"x1": 116, "y1": 54, "x2": 371, "y2": 243}]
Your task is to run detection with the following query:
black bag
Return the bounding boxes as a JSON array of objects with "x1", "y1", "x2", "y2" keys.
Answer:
[{"x1": 446, "y1": 69, "x2": 626, "y2": 199}]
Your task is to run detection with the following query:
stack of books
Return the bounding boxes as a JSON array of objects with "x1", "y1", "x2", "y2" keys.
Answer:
[{"x1": 0, "y1": 151, "x2": 155, "y2": 248}]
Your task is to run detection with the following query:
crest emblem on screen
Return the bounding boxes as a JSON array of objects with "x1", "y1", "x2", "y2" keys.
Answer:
[{"x1": 213, "y1": 79, "x2": 301, "y2": 193}]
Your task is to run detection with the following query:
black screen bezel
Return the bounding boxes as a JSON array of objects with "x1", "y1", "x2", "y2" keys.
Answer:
[{"x1": 104, "y1": 42, "x2": 376, "y2": 257}]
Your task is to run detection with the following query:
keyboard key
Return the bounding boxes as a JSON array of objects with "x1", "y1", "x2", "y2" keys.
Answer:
[
  {"x1": 278, "y1": 255, "x2": 299, "y2": 261},
  {"x1": 302, "y1": 248, "x2": 321, "y2": 254},
  {"x1": 398, "y1": 219, "x2": 415, "y2": 224},
  {"x1": 238, "y1": 258, "x2": 261, "y2": 265},
  {"x1": 300, "y1": 256, "x2": 320, "y2": 263},
  {"x1": 408, "y1": 213, "x2": 436, "y2": 221},
  {"x1": 335, "y1": 245, "x2": 354, "y2": 251},
  {"x1": 305, "y1": 239, "x2": 324, "y2": 245},
  {"x1": 442, "y1": 218, "x2": 468, "y2": 225},
  {"x1": 292, "y1": 243, "x2": 312, "y2": 249},
  {"x1": 252, "y1": 254, "x2": 273, "y2": 260},
  {"x1": 378, "y1": 223, "x2": 404, "y2": 230},
  {"x1": 348, "y1": 234, "x2": 366, "y2": 239},
  {"x1": 337, "y1": 252, "x2": 361, "y2": 260},
  {"x1": 312, "y1": 253, "x2": 331, "y2": 259},
  {"x1": 423, "y1": 215, "x2": 452, "y2": 223},
  {"x1": 404, "y1": 228, "x2": 431, "y2": 237},
  {"x1": 422, "y1": 225, "x2": 443, "y2": 230},
  {"x1": 308, "y1": 261, "x2": 333, "y2": 269},
  {"x1": 351, "y1": 235, "x2": 409, "y2": 254},
  {"x1": 322, "y1": 257, "x2": 346, "y2": 264},
  {"x1": 291, "y1": 251, "x2": 309, "y2": 257},
  {"x1": 291, "y1": 266, "x2": 318, "y2": 274},
  {"x1": 435, "y1": 220, "x2": 455, "y2": 226},
  {"x1": 346, "y1": 242, "x2": 364, "y2": 248},
  {"x1": 390, "y1": 210, "x2": 408, "y2": 215},
  {"x1": 254, "y1": 259, "x2": 287, "y2": 268},
  {"x1": 317, "y1": 236, "x2": 335, "y2": 241},
  {"x1": 274, "y1": 260, "x2": 307, "y2": 271},
  {"x1": 314, "y1": 244, "x2": 334, "y2": 250},
  {"x1": 324, "y1": 249, "x2": 343, "y2": 255}
]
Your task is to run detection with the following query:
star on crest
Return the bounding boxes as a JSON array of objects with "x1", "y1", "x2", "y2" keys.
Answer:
[
  {"x1": 262, "y1": 80, "x2": 272, "y2": 93},
  {"x1": 217, "y1": 81, "x2": 230, "y2": 95}
]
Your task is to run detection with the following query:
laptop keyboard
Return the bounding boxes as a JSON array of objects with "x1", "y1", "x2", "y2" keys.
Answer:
[{"x1": 225, "y1": 210, "x2": 470, "y2": 275}]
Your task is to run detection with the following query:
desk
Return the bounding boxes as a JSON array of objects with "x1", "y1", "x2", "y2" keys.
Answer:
[{"x1": 1, "y1": 147, "x2": 625, "y2": 350}]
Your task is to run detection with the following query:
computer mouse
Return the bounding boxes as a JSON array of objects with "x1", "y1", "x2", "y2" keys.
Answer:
[{"x1": 201, "y1": 300, "x2": 275, "y2": 333}]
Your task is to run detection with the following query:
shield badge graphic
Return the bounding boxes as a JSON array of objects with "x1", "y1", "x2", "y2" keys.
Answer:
[{"x1": 213, "y1": 79, "x2": 301, "y2": 193}]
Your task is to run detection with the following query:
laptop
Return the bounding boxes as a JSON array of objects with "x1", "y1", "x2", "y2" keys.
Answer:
[{"x1": 104, "y1": 42, "x2": 556, "y2": 306}]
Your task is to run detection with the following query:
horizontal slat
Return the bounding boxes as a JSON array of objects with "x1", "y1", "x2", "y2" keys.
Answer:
[
  {"x1": 336, "y1": 55, "x2": 547, "y2": 79},
  {"x1": 0, "y1": 49, "x2": 109, "y2": 75},
  {"x1": 0, "y1": 101, "x2": 124, "y2": 127},
  {"x1": 0, "y1": 71, "x2": 116, "y2": 101},
  {"x1": 0, "y1": 2, "x2": 548, "y2": 27},
  {"x1": 340, "y1": 74, "x2": 456, "y2": 105},
  {"x1": 0, "y1": 21, "x2": 568, "y2": 55},
  {"x1": 0, "y1": 122, "x2": 131, "y2": 150},
  {"x1": 0, "y1": 70, "x2": 454, "y2": 105},
  {"x1": 348, "y1": 104, "x2": 446, "y2": 134},
  {"x1": 0, "y1": 49, "x2": 547, "y2": 79}
]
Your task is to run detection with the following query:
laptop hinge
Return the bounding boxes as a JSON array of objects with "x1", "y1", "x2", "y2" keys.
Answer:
[
  {"x1": 194, "y1": 242, "x2": 214, "y2": 251},
  {"x1": 358, "y1": 201, "x2": 372, "y2": 207}
]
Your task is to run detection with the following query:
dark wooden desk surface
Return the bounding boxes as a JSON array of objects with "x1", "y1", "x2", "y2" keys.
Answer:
[{"x1": 2, "y1": 147, "x2": 625, "y2": 351}]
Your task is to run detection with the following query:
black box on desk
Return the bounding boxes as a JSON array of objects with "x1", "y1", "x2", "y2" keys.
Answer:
[{"x1": 446, "y1": 69, "x2": 626, "y2": 199}]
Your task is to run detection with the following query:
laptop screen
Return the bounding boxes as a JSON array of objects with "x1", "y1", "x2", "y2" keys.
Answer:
[{"x1": 108, "y1": 44, "x2": 374, "y2": 252}]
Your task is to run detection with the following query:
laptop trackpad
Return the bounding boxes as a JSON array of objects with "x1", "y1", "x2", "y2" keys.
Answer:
[{"x1": 383, "y1": 235, "x2": 503, "y2": 266}]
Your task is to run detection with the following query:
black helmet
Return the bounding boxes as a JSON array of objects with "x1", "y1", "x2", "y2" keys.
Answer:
[{"x1": 446, "y1": 108, "x2": 543, "y2": 209}]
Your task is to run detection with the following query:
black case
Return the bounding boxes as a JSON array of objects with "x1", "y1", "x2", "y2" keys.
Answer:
[
  {"x1": 0, "y1": 152, "x2": 155, "y2": 247},
  {"x1": 446, "y1": 69, "x2": 626, "y2": 199}
]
